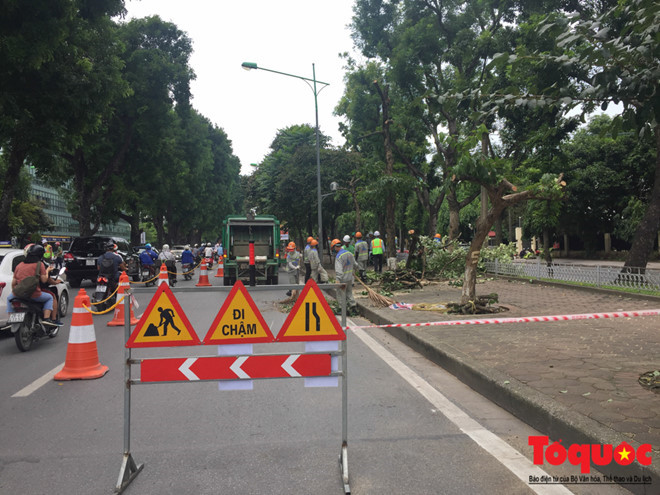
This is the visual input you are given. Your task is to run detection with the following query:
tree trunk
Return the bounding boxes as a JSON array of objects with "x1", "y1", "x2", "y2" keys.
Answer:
[
  {"x1": 623, "y1": 127, "x2": 660, "y2": 270},
  {"x1": 0, "y1": 145, "x2": 27, "y2": 240},
  {"x1": 543, "y1": 227, "x2": 552, "y2": 264}
]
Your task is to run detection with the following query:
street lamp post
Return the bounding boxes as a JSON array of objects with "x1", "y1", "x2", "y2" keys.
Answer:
[{"x1": 241, "y1": 61, "x2": 329, "y2": 257}]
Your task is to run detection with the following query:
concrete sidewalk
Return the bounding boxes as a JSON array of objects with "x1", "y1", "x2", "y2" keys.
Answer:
[{"x1": 349, "y1": 277, "x2": 660, "y2": 494}]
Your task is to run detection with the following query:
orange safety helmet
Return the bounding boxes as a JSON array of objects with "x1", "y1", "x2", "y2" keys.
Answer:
[
  {"x1": 355, "y1": 232, "x2": 362, "y2": 238},
  {"x1": 434, "y1": 233, "x2": 441, "y2": 238},
  {"x1": 310, "y1": 239, "x2": 319, "y2": 246},
  {"x1": 307, "y1": 236, "x2": 313, "y2": 243},
  {"x1": 286, "y1": 242, "x2": 296, "y2": 251},
  {"x1": 330, "y1": 239, "x2": 342, "y2": 249}
]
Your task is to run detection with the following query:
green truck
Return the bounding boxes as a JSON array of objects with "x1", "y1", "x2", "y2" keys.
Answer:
[{"x1": 222, "y1": 213, "x2": 281, "y2": 286}]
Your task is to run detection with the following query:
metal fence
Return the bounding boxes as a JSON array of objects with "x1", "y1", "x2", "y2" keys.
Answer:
[{"x1": 484, "y1": 259, "x2": 660, "y2": 292}]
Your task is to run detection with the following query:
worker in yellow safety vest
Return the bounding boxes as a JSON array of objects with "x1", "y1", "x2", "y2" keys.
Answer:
[{"x1": 371, "y1": 231, "x2": 384, "y2": 273}]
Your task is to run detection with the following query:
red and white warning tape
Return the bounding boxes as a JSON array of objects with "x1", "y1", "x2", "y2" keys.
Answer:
[{"x1": 349, "y1": 308, "x2": 660, "y2": 330}]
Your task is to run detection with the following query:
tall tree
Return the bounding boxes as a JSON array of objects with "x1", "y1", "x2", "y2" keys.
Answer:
[{"x1": 0, "y1": 0, "x2": 126, "y2": 240}]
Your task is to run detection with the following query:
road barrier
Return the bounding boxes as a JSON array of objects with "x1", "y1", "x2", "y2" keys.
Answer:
[{"x1": 115, "y1": 280, "x2": 351, "y2": 494}]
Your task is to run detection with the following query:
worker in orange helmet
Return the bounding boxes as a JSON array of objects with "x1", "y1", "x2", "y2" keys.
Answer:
[
  {"x1": 284, "y1": 241, "x2": 301, "y2": 297},
  {"x1": 303, "y1": 236, "x2": 314, "y2": 283},
  {"x1": 308, "y1": 239, "x2": 328, "y2": 283},
  {"x1": 331, "y1": 238, "x2": 357, "y2": 314}
]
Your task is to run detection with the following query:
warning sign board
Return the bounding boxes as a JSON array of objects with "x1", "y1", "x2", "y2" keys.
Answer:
[
  {"x1": 203, "y1": 280, "x2": 275, "y2": 345},
  {"x1": 126, "y1": 284, "x2": 200, "y2": 348},
  {"x1": 276, "y1": 279, "x2": 346, "y2": 342}
]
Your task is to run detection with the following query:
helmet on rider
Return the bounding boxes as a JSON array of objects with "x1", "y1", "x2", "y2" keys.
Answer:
[
  {"x1": 330, "y1": 239, "x2": 342, "y2": 250},
  {"x1": 184, "y1": 244, "x2": 190, "y2": 250},
  {"x1": 23, "y1": 243, "x2": 35, "y2": 256},
  {"x1": 207, "y1": 242, "x2": 211, "y2": 247},
  {"x1": 355, "y1": 232, "x2": 362, "y2": 238},
  {"x1": 28, "y1": 244, "x2": 45, "y2": 258},
  {"x1": 162, "y1": 244, "x2": 170, "y2": 251},
  {"x1": 105, "y1": 241, "x2": 115, "y2": 251},
  {"x1": 145, "y1": 243, "x2": 151, "y2": 249}
]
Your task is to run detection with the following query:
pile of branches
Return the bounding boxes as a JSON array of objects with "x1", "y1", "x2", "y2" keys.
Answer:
[
  {"x1": 447, "y1": 293, "x2": 505, "y2": 314},
  {"x1": 380, "y1": 268, "x2": 423, "y2": 292}
]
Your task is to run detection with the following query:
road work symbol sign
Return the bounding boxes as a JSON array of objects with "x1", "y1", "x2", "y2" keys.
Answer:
[
  {"x1": 126, "y1": 284, "x2": 201, "y2": 348},
  {"x1": 276, "y1": 279, "x2": 346, "y2": 342},
  {"x1": 203, "y1": 279, "x2": 275, "y2": 345}
]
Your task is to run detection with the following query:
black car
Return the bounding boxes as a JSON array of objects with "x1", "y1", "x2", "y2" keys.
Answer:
[{"x1": 63, "y1": 236, "x2": 139, "y2": 287}]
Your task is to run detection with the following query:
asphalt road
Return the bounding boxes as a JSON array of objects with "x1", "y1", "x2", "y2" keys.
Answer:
[{"x1": 0, "y1": 273, "x2": 632, "y2": 494}]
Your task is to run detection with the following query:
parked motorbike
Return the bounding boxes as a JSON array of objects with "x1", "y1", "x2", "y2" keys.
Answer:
[
  {"x1": 140, "y1": 263, "x2": 156, "y2": 287},
  {"x1": 182, "y1": 263, "x2": 194, "y2": 281},
  {"x1": 10, "y1": 267, "x2": 66, "y2": 352},
  {"x1": 92, "y1": 274, "x2": 116, "y2": 312}
]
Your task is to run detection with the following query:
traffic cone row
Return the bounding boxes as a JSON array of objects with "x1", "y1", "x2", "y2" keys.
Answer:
[
  {"x1": 214, "y1": 258, "x2": 224, "y2": 277},
  {"x1": 196, "y1": 258, "x2": 212, "y2": 286},
  {"x1": 54, "y1": 289, "x2": 109, "y2": 381},
  {"x1": 108, "y1": 272, "x2": 140, "y2": 327}
]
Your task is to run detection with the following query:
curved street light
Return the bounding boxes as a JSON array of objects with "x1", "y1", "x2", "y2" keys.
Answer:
[{"x1": 241, "y1": 61, "x2": 330, "y2": 256}]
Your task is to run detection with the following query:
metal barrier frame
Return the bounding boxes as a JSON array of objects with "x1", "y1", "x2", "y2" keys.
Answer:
[{"x1": 115, "y1": 283, "x2": 350, "y2": 494}]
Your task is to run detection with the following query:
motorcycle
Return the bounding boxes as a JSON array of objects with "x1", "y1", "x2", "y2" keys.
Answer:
[
  {"x1": 10, "y1": 267, "x2": 66, "y2": 352},
  {"x1": 182, "y1": 262, "x2": 194, "y2": 281},
  {"x1": 141, "y1": 263, "x2": 156, "y2": 287},
  {"x1": 92, "y1": 274, "x2": 116, "y2": 312},
  {"x1": 162, "y1": 260, "x2": 177, "y2": 286}
]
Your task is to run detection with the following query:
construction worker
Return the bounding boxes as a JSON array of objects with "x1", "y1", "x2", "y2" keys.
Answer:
[
  {"x1": 342, "y1": 234, "x2": 354, "y2": 254},
  {"x1": 354, "y1": 232, "x2": 369, "y2": 281},
  {"x1": 331, "y1": 238, "x2": 356, "y2": 313},
  {"x1": 285, "y1": 241, "x2": 301, "y2": 297},
  {"x1": 303, "y1": 236, "x2": 313, "y2": 282},
  {"x1": 371, "y1": 230, "x2": 385, "y2": 273},
  {"x1": 308, "y1": 239, "x2": 328, "y2": 283},
  {"x1": 434, "y1": 233, "x2": 442, "y2": 243}
]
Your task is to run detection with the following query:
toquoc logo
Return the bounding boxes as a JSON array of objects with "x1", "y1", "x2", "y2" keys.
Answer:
[{"x1": 529, "y1": 436, "x2": 652, "y2": 474}]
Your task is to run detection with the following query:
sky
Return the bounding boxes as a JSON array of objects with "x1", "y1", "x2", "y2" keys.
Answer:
[{"x1": 124, "y1": 0, "x2": 357, "y2": 175}]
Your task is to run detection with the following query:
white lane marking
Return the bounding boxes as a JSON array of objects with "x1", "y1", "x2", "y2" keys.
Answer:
[
  {"x1": 178, "y1": 358, "x2": 199, "y2": 381},
  {"x1": 12, "y1": 363, "x2": 64, "y2": 397},
  {"x1": 282, "y1": 354, "x2": 301, "y2": 377},
  {"x1": 350, "y1": 324, "x2": 573, "y2": 495},
  {"x1": 230, "y1": 356, "x2": 250, "y2": 379}
]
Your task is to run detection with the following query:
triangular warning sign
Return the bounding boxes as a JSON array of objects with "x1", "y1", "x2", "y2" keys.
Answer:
[
  {"x1": 126, "y1": 284, "x2": 200, "y2": 348},
  {"x1": 203, "y1": 280, "x2": 274, "y2": 345},
  {"x1": 276, "y1": 279, "x2": 346, "y2": 342}
]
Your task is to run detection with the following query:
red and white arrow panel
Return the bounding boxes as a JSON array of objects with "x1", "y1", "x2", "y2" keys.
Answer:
[{"x1": 140, "y1": 354, "x2": 332, "y2": 382}]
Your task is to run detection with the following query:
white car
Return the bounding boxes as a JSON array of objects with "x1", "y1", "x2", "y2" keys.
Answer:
[
  {"x1": 170, "y1": 245, "x2": 186, "y2": 262},
  {"x1": 0, "y1": 248, "x2": 71, "y2": 330}
]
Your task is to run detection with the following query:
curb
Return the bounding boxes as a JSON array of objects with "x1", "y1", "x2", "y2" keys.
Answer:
[{"x1": 356, "y1": 302, "x2": 660, "y2": 494}]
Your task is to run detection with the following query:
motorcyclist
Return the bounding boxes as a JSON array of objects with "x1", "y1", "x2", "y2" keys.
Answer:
[
  {"x1": 7, "y1": 244, "x2": 61, "y2": 327},
  {"x1": 139, "y1": 243, "x2": 158, "y2": 277},
  {"x1": 181, "y1": 245, "x2": 194, "y2": 278},
  {"x1": 203, "y1": 242, "x2": 214, "y2": 269},
  {"x1": 158, "y1": 244, "x2": 177, "y2": 285},
  {"x1": 97, "y1": 241, "x2": 127, "y2": 292}
]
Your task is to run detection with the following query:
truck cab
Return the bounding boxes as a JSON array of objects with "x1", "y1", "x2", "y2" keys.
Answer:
[{"x1": 222, "y1": 214, "x2": 280, "y2": 285}]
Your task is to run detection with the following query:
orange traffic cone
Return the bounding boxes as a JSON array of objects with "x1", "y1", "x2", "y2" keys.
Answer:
[
  {"x1": 214, "y1": 258, "x2": 224, "y2": 277},
  {"x1": 108, "y1": 272, "x2": 140, "y2": 326},
  {"x1": 54, "y1": 289, "x2": 109, "y2": 381},
  {"x1": 158, "y1": 263, "x2": 169, "y2": 286},
  {"x1": 196, "y1": 258, "x2": 212, "y2": 287}
]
